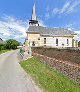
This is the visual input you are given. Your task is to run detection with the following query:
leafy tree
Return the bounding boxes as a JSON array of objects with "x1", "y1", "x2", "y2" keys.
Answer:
[
  {"x1": 0, "y1": 38, "x2": 5, "y2": 50},
  {"x1": 0, "y1": 44, "x2": 3, "y2": 51},
  {"x1": 5, "y1": 39, "x2": 20, "y2": 49},
  {"x1": 0, "y1": 43, "x2": 6, "y2": 51}
]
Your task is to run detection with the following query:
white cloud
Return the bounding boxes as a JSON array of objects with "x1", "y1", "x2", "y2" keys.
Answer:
[
  {"x1": 0, "y1": 15, "x2": 28, "y2": 42},
  {"x1": 75, "y1": 31, "x2": 80, "y2": 34},
  {"x1": 64, "y1": 23, "x2": 80, "y2": 41},
  {"x1": 0, "y1": 15, "x2": 46, "y2": 42},
  {"x1": 65, "y1": 23, "x2": 76, "y2": 31},
  {"x1": 58, "y1": 0, "x2": 80, "y2": 14},
  {"x1": 38, "y1": 19, "x2": 46, "y2": 27},
  {"x1": 67, "y1": 0, "x2": 80, "y2": 14},
  {"x1": 74, "y1": 31, "x2": 80, "y2": 41},
  {"x1": 60, "y1": 2, "x2": 71, "y2": 14},
  {"x1": 52, "y1": 8, "x2": 59, "y2": 15},
  {"x1": 45, "y1": 0, "x2": 80, "y2": 19}
]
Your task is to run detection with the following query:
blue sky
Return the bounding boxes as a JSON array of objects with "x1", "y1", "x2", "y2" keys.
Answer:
[{"x1": 0, "y1": 0, "x2": 80, "y2": 42}]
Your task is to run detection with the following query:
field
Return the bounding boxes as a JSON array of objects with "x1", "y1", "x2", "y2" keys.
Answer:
[{"x1": 32, "y1": 47, "x2": 80, "y2": 65}]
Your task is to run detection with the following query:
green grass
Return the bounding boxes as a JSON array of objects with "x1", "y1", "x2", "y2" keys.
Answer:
[
  {"x1": 20, "y1": 57, "x2": 80, "y2": 92},
  {"x1": 0, "y1": 50, "x2": 10, "y2": 54}
]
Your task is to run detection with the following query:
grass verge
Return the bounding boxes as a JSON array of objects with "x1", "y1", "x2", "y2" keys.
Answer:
[
  {"x1": 0, "y1": 50, "x2": 10, "y2": 54},
  {"x1": 20, "y1": 57, "x2": 80, "y2": 92}
]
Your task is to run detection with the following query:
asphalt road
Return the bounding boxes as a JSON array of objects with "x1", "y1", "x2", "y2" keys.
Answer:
[{"x1": 0, "y1": 50, "x2": 42, "y2": 92}]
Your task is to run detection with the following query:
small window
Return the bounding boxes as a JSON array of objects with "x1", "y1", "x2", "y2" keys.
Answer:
[
  {"x1": 44, "y1": 38, "x2": 46, "y2": 44},
  {"x1": 67, "y1": 39, "x2": 69, "y2": 46},
  {"x1": 56, "y1": 39, "x2": 58, "y2": 46}
]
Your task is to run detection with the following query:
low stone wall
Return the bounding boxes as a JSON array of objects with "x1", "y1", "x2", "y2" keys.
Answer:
[{"x1": 32, "y1": 53, "x2": 80, "y2": 84}]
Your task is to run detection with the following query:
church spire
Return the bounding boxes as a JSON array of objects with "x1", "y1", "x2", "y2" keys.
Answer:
[
  {"x1": 32, "y1": 3, "x2": 37, "y2": 20},
  {"x1": 29, "y1": 3, "x2": 39, "y2": 26}
]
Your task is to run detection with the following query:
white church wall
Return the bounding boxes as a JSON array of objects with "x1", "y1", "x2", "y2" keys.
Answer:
[
  {"x1": 54, "y1": 37, "x2": 73, "y2": 47},
  {"x1": 40, "y1": 36, "x2": 73, "y2": 47},
  {"x1": 26, "y1": 33, "x2": 76, "y2": 47}
]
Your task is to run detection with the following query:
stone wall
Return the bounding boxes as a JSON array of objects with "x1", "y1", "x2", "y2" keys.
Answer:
[{"x1": 32, "y1": 52, "x2": 80, "y2": 84}]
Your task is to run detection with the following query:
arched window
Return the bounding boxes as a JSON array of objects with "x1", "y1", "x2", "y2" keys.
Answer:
[
  {"x1": 56, "y1": 39, "x2": 58, "y2": 46},
  {"x1": 32, "y1": 41, "x2": 35, "y2": 46},
  {"x1": 67, "y1": 39, "x2": 69, "y2": 46},
  {"x1": 44, "y1": 38, "x2": 46, "y2": 44}
]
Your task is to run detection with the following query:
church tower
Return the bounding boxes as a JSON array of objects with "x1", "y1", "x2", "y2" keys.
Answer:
[{"x1": 29, "y1": 3, "x2": 39, "y2": 26}]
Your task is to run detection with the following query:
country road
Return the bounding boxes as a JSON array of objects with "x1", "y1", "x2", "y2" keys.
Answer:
[{"x1": 0, "y1": 50, "x2": 42, "y2": 92}]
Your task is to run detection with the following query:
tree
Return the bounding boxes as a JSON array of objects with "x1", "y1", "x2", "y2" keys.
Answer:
[{"x1": 5, "y1": 39, "x2": 20, "y2": 49}]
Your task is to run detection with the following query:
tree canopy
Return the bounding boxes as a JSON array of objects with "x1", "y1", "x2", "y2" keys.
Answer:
[{"x1": 5, "y1": 39, "x2": 20, "y2": 49}]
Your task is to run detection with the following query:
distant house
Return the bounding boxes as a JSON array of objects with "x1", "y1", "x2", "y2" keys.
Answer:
[{"x1": 25, "y1": 4, "x2": 78, "y2": 48}]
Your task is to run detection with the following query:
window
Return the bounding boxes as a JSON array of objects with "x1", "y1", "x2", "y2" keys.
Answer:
[
  {"x1": 32, "y1": 41, "x2": 35, "y2": 46},
  {"x1": 56, "y1": 39, "x2": 58, "y2": 46},
  {"x1": 44, "y1": 38, "x2": 46, "y2": 44},
  {"x1": 67, "y1": 39, "x2": 69, "y2": 46}
]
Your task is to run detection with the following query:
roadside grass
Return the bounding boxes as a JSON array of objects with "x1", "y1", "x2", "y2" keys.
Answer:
[
  {"x1": 0, "y1": 50, "x2": 10, "y2": 54},
  {"x1": 20, "y1": 57, "x2": 80, "y2": 92}
]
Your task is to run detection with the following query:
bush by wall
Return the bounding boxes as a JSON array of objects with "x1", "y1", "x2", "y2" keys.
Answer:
[{"x1": 0, "y1": 44, "x2": 6, "y2": 51}]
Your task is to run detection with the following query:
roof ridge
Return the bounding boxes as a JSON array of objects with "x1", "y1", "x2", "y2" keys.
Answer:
[{"x1": 30, "y1": 26, "x2": 69, "y2": 30}]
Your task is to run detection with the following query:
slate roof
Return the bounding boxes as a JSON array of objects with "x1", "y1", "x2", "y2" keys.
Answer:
[{"x1": 28, "y1": 26, "x2": 76, "y2": 36}]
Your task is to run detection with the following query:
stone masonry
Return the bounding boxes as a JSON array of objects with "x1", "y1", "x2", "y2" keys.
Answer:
[{"x1": 32, "y1": 52, "x2": 80, "y2": 84}]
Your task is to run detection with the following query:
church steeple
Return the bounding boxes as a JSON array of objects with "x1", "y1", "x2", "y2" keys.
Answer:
[
  {"x1": 32, "y1": 3, "x2": 37, "y2": 20},
  {"x1": 29, "y1": 3, "x2": 39, "y2": 26}
]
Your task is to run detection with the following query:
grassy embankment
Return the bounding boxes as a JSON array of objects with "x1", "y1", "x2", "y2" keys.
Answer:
[
  {"x1": 0, "y1": 50, "x2": 9, "y2": 54},
  {"x1": 20, "y1": 57, "x2": 80, "y2": 92}
]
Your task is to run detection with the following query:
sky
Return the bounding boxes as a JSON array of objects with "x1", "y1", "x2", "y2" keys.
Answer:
[{"x1": 0, "y1": 0, "x2": 80, "y2": 43}]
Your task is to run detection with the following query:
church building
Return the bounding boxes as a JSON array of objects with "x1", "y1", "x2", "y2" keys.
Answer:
[{"x1": 26, "y1": 4, "x2": 78, "y2": 48}]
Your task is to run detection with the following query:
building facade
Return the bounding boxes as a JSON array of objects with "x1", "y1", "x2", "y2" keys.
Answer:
[{"x1": 26, "y1": 4, "x2": 78, "y2": 48}]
